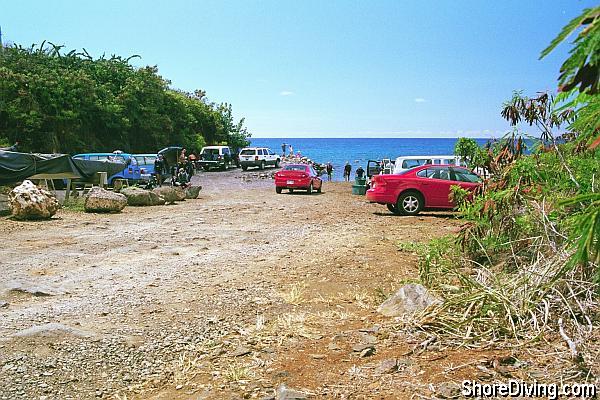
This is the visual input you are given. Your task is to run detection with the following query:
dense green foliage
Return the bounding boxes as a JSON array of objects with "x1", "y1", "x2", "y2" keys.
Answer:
[
  {"x1": 0, "y1": 42, "x2": 250, "y2": 154},
  {"x1": 416, "y1": 6, "x2": 600, "y2": 347}
]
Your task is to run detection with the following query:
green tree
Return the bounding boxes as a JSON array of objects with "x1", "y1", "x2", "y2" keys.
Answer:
[
  {"x1": 0, "y1": 41, "x2": 251, "y2": 155},
  {"x1": 454, "y1": 137, "x2": 479, "y2": 166}
]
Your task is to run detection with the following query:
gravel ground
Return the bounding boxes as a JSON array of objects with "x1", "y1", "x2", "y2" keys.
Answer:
[{"x1": 2, "y1": 168, "x2": 573, "y2": 399}]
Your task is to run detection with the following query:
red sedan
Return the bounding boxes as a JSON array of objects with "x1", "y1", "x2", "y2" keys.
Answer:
[
  {"x1": 274, "y1": 164, "x2": 323, "y2": 194},
  {"x1": 366, "y1": 165, "x2": 481, "y2": 215}
]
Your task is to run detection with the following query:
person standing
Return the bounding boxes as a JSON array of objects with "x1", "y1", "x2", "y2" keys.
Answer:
[
  {"x1": 185, "y1": 158, "x2": 194, "y2": 178},
  {"x1": 188, "y1": 152, "x2": 197, "y2": 172},
  {"x1": 326, "y1": 162, "x2": 333, "y2": 181},
  {"x1": 154, "y1": 155, "x2": 164, "y2": 186},
  {"x1": 343, "y1": 162, "x2": 352, "y2": 182},
  {"x1": 289, "y1": 145, "x2": 294, "y2": 158},
  {"x1": 281, "y1": 143, "x2": 287, "y2": 157},
  {"x1": 356, "y1": 165, "x2": 365, "y2": 179}
]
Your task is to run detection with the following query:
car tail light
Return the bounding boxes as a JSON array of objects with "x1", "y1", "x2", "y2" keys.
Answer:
[
  {"x1": 128, "y1": 168, "x2": 133, "y2": 173},
  {"x1": 140, "y1": 168, "x2": 146, "y2": 174},
  {"x1": 218, "y1": 155, "x2": 222, "y2": 160},
  {"x1": 373, "y1": 176, "x2": 386, "y2": 187},
  {"x1": 255, "y1": 156, "x2": 259, "y2": 161}
]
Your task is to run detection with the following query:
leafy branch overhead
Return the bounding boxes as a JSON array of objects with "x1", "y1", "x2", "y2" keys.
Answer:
[{"x1": 540, "y1": 6, "x2": 600, "y2": 95}]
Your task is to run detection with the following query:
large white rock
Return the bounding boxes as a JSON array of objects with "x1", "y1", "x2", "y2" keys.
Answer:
[
  {"x1": 9, "y1": 180, "x2": 60, "y2": 220},
  {"x1": 84, "y1": 187, "x2": 127, "y2": 213},
  {"x1": 377, "y1": 283, "x2": 440, "y2": 317}
]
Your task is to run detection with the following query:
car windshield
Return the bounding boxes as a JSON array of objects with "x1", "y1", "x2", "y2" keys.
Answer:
[
  {"x1": 202, "y1": 149, "x2": 219, "y2": 155},
  {"x1": 108, "y1": 155, "x2": 128, "y2": 163},
  {"x1": 240, "y1": 149, "x2": 255, "y2": 155},
  {"x1": 284, "y1": 165, "x2": 307, "y2": 171},
  {"x1": 135, "y1": 156, "x2": 155, "y2": 165}
]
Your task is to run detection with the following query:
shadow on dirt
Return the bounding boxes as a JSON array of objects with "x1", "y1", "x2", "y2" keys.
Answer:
[{"x1": 372, "y1": 211, "x2": 456, "y2": 219}]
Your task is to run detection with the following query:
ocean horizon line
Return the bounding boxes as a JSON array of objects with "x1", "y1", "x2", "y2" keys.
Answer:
[{"x1": 250, "y1": 136, "x2": 496, "y2": 140}]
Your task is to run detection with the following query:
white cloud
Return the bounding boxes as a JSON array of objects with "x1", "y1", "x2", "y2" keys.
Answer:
[
  {"x1": 414, "y1": 98, "x2": 426, "y2": 103},
  {"x1": 280, "y1": 91, "x2": 295, "y2": 96}
]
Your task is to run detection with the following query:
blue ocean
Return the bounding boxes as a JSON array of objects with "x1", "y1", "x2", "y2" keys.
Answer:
[{"x1": 248, "y1": 138, "x2": 489, "y2": 181}]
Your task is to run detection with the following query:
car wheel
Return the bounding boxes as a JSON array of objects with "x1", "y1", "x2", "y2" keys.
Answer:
[
  {"x1": 317, "y1": 184, "x2": 322, "y2": 193},
  {"x1": 307, "y1": 183, "x2": 313, "y2": 194},
  {"x1": 387, "y1": 203, "x2": 399, "y2": 214},
  {"x1": 396, "y1": 191, "x2": 423, "y2": 216},
  {"x1": 242, "y1": 165, "x2": 248, "y2": 171},
  {"x1": 260, "y1": 161, "x2": 265, "y2": 170},
  {"x1": 203, "y1": 166, "x2": 210, "y2": 172},
  {"x1": 289, "y1": 189, "x2": 294, "y2": 193},
  {"x1": 274, "y1": 159, "x2": 280, "y2": 168},
  {"x1": 276, "y1": 187, "x2": 282, "y2": 194}
]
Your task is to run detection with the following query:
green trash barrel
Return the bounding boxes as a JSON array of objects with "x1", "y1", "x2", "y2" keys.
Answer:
[{"x1": 352, "y1": 176, "x2": 367, "y2": 195}]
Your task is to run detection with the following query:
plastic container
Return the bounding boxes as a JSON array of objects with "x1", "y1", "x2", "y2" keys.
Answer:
[{"x1": 354, "y1": 177, "x2": 366, "y2": 186}]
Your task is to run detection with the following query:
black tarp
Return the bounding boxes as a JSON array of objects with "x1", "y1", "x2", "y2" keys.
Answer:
[
  {"x1": 158, "y1": 146, "x2": 182, "y2": 168},
  {"x1": 0, "y1": 151, "x2": 126, "y2": 185},
  {"x1": 71, "y1": 158, "x2": 127, "y2": 181}
]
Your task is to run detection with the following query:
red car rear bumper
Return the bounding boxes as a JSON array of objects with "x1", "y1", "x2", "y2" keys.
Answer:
[
  {"x1": 366, "y1": 187, "x2": 396, "y2": 204},
  {"x1": 275, "y1": 177, "x2": 312, "y2": 189}
]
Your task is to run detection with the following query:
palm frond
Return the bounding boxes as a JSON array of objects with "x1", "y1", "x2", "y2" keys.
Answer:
[{"x1": 540, "y1": 7, "x2": 598, "y2": 59}]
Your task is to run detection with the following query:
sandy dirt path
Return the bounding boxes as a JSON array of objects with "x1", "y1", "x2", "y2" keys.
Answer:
[{"x1": 0, "y1": 169, "x2": 468, "y2": 399}]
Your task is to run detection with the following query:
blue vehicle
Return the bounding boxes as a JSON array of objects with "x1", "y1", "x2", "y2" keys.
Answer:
[
  {"x1": 132, "y1": 154, "x2": 159, "y2": 181},
  {"x1": 73, "y1": 151, "x2": 141, "y2": 184}
]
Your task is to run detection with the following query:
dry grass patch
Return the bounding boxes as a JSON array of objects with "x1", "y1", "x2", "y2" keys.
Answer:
[
  {"x1": 280, "y1": 282, "x2": 307, "y2": 305},
  {"x1": 224, "y1": 363, "x2": 254, "y2": 383}
]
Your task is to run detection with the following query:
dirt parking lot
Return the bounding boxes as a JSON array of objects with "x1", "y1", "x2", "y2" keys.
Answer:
[{"x1": 1, "y1": 169, "x2": 486, "y2": 399}]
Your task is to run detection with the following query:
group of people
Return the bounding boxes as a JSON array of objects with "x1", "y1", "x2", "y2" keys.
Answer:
[
  {"x1": 171, "y1": 148, "x2": 195, "y2": 188},
  {"x1": 342, "y1": 162, "x2": 364, "y2": 181},
  {"x1": 148, "y1": 148, "x2": 194, "y2": 189},
  {"x1": 281, "y1": 143, "x2": 302, "y2": 159},
  {"x1": 323, "y1": 161, "x2": 364, "y2": 182}
]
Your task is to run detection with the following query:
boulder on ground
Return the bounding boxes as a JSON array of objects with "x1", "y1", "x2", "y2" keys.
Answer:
[
  {"x1": 377, "y1": 283, "x2": 440, "y2": 317},
  {"x1": 173, "y1": 186, "x2": 187, "y2": 201},
  {"x1": 9, "y1": 180, "x2": 60, "y2": 220},
  {"x1": 121, "y1": 187, "x2": 165, "y2": 206},
  {"x1": 276, "y1": 384, "x2": 308, "y2": 400},
  {"x1": 84, "y1": 187, "x2": 127, "y2": 213},
  {"x1": 185, "y1": 185, "x2": 202, "y2": 199},
  {"x1": 152, "y1": 186, "x2": 180, "y2": 204}
]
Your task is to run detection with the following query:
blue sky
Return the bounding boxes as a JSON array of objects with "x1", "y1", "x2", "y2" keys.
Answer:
[{"x1": 2, "y1": 0, "x2": 596, "y2": 138}]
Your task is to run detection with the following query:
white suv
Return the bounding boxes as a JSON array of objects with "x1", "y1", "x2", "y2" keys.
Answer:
[{"x1": 239, "y1": 147, "x2": 280, "y2": 170}]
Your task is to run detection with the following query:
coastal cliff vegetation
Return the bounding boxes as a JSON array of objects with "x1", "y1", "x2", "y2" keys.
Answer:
[
  {"x1": 0, "y1": 42, "x2": 251, "y2": 153},
  {"x1": 420, "y1": 6, "x2": 600, "y2": 369}
]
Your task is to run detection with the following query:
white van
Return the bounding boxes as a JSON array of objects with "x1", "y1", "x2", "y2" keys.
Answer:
[{"x1": 392, "y1": 155, "x2": 467, "y2": 174}]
